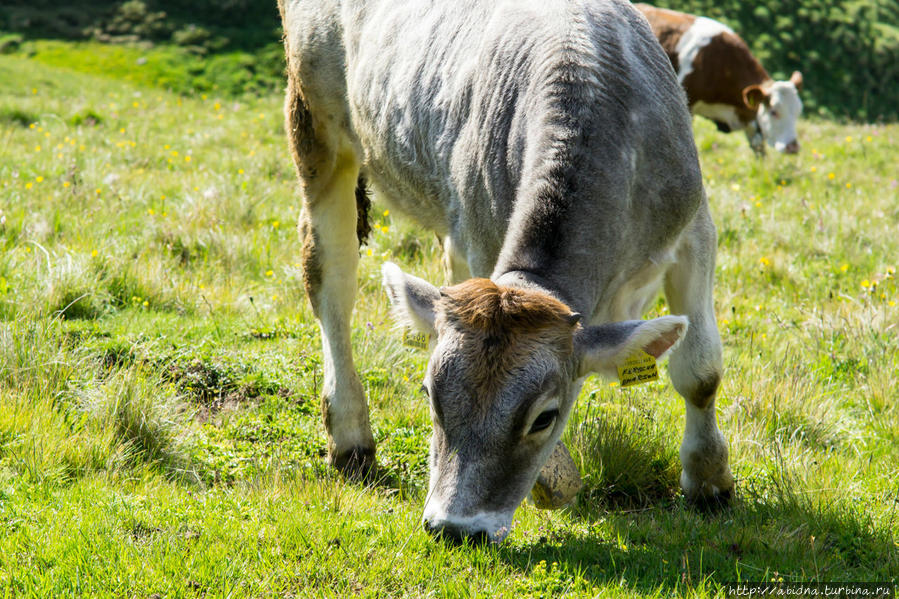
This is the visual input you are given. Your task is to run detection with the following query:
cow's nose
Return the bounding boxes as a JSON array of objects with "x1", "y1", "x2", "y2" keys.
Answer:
[
  {"x1": 784, "y1": 139, "x2": 800, "y2": 154},
  {"x1": 423, "y1": 518, "x2": 489, "y2": 546}
]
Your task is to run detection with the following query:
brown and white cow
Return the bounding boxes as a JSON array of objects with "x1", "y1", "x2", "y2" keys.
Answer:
[
  {"x1": 636, "y1": 3, "x2": 803, "y2": 155},
  {"x1": 280, "y1": 0, "x2": 733, "y2": 543}
]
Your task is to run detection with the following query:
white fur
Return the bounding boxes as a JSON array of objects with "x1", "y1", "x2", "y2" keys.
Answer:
[
  {"x1": 675, "y1": 16, "x2": 733, "y2": 84},
  {"x1": 421, "y1": 503, "x2": 513, "y2": 543},
  {"x1": 692, "y1": 101, "x2": 742, "y2": 133},
  {"x1": 757, "y1": 80, "x2": 803, "y2": 152}
]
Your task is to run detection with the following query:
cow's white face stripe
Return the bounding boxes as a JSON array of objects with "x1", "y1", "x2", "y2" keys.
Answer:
[{"x1": 675, "y1": 17, "x2": 734, "y2": 84}]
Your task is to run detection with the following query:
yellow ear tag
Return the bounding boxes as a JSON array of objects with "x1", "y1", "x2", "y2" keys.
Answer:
[
  {"x1": 617, "y1": 351, "x2": 659, "y2": 387},
  {"x1": 402, "y1": 328, "x2": 430, "y2": 350}
]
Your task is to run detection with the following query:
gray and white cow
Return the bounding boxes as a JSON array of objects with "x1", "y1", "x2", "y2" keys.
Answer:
[
  {"x1": 636, "y1": 4, "x2": 803, "y2": 155},
  {"x1": 280, "y1": 0, "x2": 733, "y2": 542}
]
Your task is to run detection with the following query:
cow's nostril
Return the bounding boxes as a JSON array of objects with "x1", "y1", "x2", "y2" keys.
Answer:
[{"x1": 423, "y1": 520, "x2": 489, "y2": 545}]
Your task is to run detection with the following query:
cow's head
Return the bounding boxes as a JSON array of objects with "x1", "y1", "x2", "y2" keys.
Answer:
[
  {"x1": 383, "y1": 263, "x2": 687, "y2": 543},
  {"x1": 743, "y1": 71, "x2": 803, "y2": 154}
]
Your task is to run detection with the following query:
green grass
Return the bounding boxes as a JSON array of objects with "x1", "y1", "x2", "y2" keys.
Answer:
[
  {"x1": 11, "y1": 38, "x2": 282, "y2": 96},
  {"x1": 1, "y1": 53, "x2": 898, "y2": 597}
]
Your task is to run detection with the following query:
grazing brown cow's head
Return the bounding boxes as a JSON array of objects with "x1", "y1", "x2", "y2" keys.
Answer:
[{"x1": 383, "y1": 263, "x2": 687, "y2": 542}]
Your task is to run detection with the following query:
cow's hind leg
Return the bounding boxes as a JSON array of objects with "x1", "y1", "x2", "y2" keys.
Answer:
[
  {"x1": 287, "y1": 78, "x2": 375, "y2": 477},
  {"x1": 664, "y1": 205, "x2": 734, "y2": 505}
]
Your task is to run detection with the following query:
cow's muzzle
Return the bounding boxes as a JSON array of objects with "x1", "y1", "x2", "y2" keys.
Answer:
[
  {"x1": 783, "y1": 139, "x2": 800, "y2": 154},
  {"x1": 423, "y1": 518, "x2": 490, "y2": 545}
]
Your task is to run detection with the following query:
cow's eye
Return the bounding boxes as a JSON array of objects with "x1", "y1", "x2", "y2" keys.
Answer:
[
  {"x1": 769, "y1": 109, "x2": 779, "y2": 119},
  {"x1": 529, "y1": 409, "x2": 558, "y2": 434}
]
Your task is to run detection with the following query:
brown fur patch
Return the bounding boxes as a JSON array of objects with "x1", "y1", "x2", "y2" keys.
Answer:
[
  {"x1": 440, "y1": 279, "x2": 575, "y2": 336},
  {"x1": 681, "y1": 32, "x2": 770, "y2": 124},
  {"x1": 300, "y1": 218, "x2": 322, "y2": 304},
  {"x1": 285, "y1": 75, "x2": 324, "y2": 186},
  {"x1": 436, "y1": 280, "x2": 578, "y2": 407}
]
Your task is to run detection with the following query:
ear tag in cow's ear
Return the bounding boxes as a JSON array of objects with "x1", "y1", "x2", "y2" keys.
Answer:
[
  {"x1": 402, "y1": 327, "x2": 431, "y2": 350},
  {"x1": 617, "y1": 351, "x2": 659, "y2": 387}
]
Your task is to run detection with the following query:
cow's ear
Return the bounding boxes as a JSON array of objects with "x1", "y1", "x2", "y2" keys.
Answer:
[
  {"x1": 574, "y1": 316, "x2": 688, "y2": 378},
  {"x1": 742, "y1": 85, "x2": 769, "y2": 110},
  {"x1": 382, "y1": 262, "x2": 440, "y2": 336},
  {"x1": 790, "y1": 70, "x2": 803, "y2": 92}
]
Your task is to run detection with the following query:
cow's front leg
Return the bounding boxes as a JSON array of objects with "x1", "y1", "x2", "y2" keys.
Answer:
[
  {"x1": 745, "y1": 121, "x2": 766, "y2": 156},
  {"x1": 664, "y1": 206, "x2": 734, "y2": 505},
  {"x1": 286, "y1": 85, "x2": 375, "y2": 477},
  {"x1": 299, "y1": 165, "x2": 375, "y2": 476}
]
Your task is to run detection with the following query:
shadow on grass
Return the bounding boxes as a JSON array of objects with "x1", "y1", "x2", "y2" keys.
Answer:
[{"x1": 497, "y1": 475, "x2": 898, "y2": 594}]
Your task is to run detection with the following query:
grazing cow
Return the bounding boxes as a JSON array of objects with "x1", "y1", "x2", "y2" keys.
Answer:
[
  {"x1": 635, "y1": 3, "x2": 803, "y2": 155},
  {"x1": 279, "y1": 0, "x2": 733, "y2": 542}
]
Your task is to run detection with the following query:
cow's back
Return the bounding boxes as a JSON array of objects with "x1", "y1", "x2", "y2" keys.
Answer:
[{"x1": 284, "y1": 0, "x2": 703, "y2": 299}]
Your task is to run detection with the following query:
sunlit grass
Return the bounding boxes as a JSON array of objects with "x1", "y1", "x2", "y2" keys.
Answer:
[{"x1": 1, "y1": 53, "x2": 897, "y2": 596}]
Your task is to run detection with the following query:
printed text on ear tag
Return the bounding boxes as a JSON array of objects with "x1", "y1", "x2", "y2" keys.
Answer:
[
  {"x1": 402, "y1": 328, "x2": 430, "y2": 350},
  {"x1": 617, "y1": 351, "x2": 659, "y2": 387}
]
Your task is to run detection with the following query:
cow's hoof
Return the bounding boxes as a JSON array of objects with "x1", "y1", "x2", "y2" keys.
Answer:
[
  {"x1": 685, "y1": 486, "x2": 733, "y2": 512},
  {"x1": 331, "y1": 445, "x2": 377, "y2": 481}
]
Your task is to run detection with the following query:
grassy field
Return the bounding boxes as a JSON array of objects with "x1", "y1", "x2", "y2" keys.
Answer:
[{"x1": 1, "y1": 53, "x2": 898, "y2": 597}]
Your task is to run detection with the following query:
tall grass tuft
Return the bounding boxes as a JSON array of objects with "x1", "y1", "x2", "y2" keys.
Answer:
[
  {"x1": 567, "y1": 396, "x2": 681, "y2": 509},
  {"x1": 78, "y1": 367, "x2": 199, "y2": 483}
]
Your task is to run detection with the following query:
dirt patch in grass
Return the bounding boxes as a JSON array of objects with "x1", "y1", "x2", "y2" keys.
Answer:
[{"x1": 164, "y1": 356, "x2": 295, "y2": 421}]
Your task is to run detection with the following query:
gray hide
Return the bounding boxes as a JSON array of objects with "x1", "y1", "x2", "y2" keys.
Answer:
[{"x1": 280, "y1": 0, "x2": 733, "y2": 543}]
